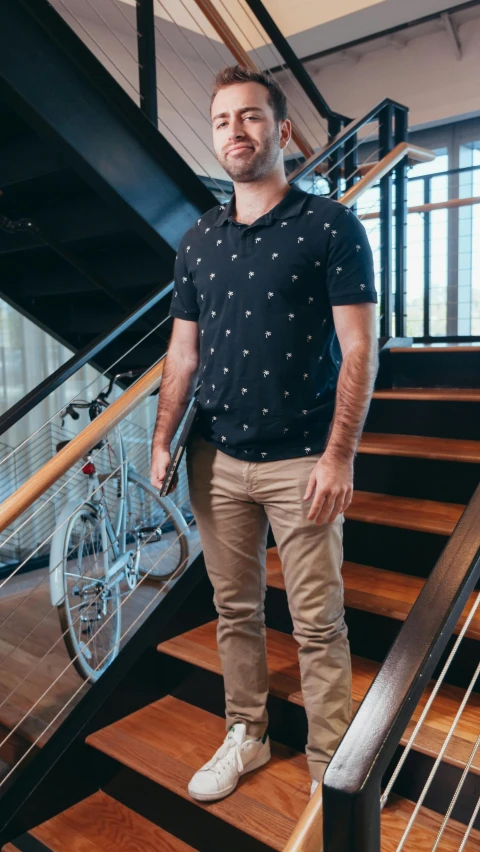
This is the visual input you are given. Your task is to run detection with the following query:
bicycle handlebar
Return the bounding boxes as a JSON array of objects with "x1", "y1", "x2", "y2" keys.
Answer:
[{"x1": 61, "y1": 369, "x2": 146, "y2": 423}]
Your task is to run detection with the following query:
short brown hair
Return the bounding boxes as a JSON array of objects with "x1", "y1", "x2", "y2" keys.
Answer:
[{"x1": 211, "y1": 65, "x2": 288, "y2": 124}]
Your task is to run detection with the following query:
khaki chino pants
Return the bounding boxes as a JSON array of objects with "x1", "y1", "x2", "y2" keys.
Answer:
[{"x1": 186, "y1": 433, "x2": 352, "y2": 780}]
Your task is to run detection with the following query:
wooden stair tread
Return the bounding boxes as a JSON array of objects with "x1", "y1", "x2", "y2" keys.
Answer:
[
  {"x1": 86, "y1": 696, "x2": 310, "y2": 851},
  {"x1": 373, "y1": 387, "x2": 480, "y2": 402},
  {"x1": 359, "y1": 432, "x2": 480, "y2": 462},
  {"x1": 347, "y1": 491, "x2": 464, "y2": 535},
  {"x1": 266, "y1": 550, "x2": 480, "y2": 641},
  {"x1": 6, "y1": 791, "x2": 197, "y2": 852},
  {"x1": 158, "y1": 622, "x2": 480, "y2": 775},
  {"x1": 381, "y1": 793, "x2": 480, "y2": 851}
]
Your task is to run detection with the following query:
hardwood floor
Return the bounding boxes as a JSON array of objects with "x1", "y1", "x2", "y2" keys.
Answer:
[{"x1": 0, "y1": 529, "x2": 201, "y2": 758}]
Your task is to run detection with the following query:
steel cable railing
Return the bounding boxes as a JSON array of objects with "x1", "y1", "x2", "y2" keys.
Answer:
[
  {"x1": 0, "y1": 512, "x2": 202, "y2": 790},
  {"x1": 0, "y1": 386, "x2": 195, "y2": 762}
]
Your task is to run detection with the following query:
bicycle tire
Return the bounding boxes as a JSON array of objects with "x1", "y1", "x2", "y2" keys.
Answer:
[
  {"x1": 58, "y1": 504, "x2": 122, "y2": 682},
  {"x1": 126, "y1": 471, "x2": 190, "y2": 580}
]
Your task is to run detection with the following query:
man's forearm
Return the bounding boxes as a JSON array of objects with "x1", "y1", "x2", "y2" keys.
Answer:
[
  {"x1": 152, "y1": 351, "x2": 198, "y2": 451},
  {"x1": 324, "y1": 344, "x2": 378, "y2": 463}
]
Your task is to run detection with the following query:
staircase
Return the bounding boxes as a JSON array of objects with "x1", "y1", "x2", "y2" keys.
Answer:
[
  {"x1": 0, "y1": 0, "x2": 216, "y2": 377},
  {"x1": 1, "y1": 345, "x2": 479, "y2": 850}
]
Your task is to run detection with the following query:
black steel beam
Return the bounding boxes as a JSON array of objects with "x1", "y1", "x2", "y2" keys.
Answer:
[
  {"x1": 0, "y1": 0, "x2": 215, "y2": 258},
  {"x1": 136, "y1": 0, "x2": 158, "y2": 126},
  {"x1": 243, "y1": 0, "x2": 349, "y2": 123}
]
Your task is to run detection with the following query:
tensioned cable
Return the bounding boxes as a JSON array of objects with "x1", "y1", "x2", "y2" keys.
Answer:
[
  {"x1": 0, "y1": 470, "x2": 182, "y2": 701},
  {"x1": 395, "y1": 661, "x2": 480, "y2": 852},
  {"x1": 381, "y1": 588, "x2": 480, "y2": 807},
  {"x1": 0, "y1": 514, "x2": 202, "y2": 781},
  {"x1": 238, "y1": 0, "x2": 329, "y2": 142},
  {"x1": 458, "y1": 793, "x2": 480, "y2": 852},
  {"x1": 0, "y1": 458, "x2": 184, "y2": 712},
  {"x1": 0, "y1": 312, "x2": 171, "y2": 472},
  {"x1": 0, "y1": 359, "x2": 165, "y2": 555},
  {"x1": 223, "y1": 0, "x2": 325, "y2": 146},
  {"x1": 52, "y1": 0, "x2": 140, "y2": 99},
  {"x1": 430, "y1": 733, "x2": 480, "y2": 851},
  {"x1": 214, "y1": 0, "x2": 307, "y2": 170},
  {"x1": 0, "y1": 394, "x2": 184, "y2": 649},
  {"x1": 77, "y1": 0, "x2": 226, "y2": 194}
]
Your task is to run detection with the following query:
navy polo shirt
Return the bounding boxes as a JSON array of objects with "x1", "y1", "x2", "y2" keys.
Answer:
[{"x1": 169, "y1": 185, "x2": 376, "y2": 462}]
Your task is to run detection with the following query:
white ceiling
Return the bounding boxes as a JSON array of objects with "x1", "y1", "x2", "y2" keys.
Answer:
[{"x1": 113, "y1": 0, "x2": 473, "y2": 56}]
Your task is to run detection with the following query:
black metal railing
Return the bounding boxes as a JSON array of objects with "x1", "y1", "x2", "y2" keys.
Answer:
[{"x1": 323, "y1": 484, "x2": 480, "y2": 852}]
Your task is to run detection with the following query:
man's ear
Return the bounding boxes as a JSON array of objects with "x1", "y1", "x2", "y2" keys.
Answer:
[{"x1": 279, "y1": 119, "x2": 292, "y2": 150}]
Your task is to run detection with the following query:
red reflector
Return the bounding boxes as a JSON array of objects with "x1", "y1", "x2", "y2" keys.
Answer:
[{"x1": 82, "y1": 462, "x2": 96, "y2": 475}]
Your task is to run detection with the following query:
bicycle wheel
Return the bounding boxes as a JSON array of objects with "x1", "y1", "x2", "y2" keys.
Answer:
[
  {"x1": 58, "y1": 504, "x2": 122, "y2": 682},
  {"x1": 126, "y1": 472, "x2": 190, "y2": 580}
]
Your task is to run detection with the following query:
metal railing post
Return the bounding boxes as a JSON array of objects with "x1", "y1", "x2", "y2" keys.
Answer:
[
  {"x1": 423, "y1": 176, "x2": 431, "y2": 339},
  {"x1": 379, "y1": 103, "x2": 394, "y2": 338},
  {"x1": 394, "y1": 106, "x2": 408, "y2": 337},
  {"x1": 327, "y1": 115, "x2": 342, "y2": 200},
  {"x1": 136, "y1": 0, "x2": 158, "y2": 125},
  {"x1": 323, "y1": 782, "x2": 382, "y2": 852}
]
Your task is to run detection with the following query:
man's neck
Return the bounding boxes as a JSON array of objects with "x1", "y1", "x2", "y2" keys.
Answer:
[{"x1": 232, "y1": 174, "x2": 290, "y2": 226}]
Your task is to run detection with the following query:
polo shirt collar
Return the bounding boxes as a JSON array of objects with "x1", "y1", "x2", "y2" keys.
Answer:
[{"x1": 214, "y1": 184, "x2": 306, "y2": 228}]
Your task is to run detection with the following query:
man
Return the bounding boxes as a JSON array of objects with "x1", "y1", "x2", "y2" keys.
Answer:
[{"x1": 151, "y1": 65, "x2": 378, "y2": 802}]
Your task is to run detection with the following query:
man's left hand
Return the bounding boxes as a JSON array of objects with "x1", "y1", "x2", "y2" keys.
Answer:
[{"x1": 303, "y1": 455, "x2": 354, "y2": 525}]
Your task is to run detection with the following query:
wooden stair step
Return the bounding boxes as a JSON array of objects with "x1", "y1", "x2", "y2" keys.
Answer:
[
  {"x1": 373, "y1": 387, "x2": 480, "y2": 402},
  {"x1": 266, "y1": 550, "x2": 480, "y2": 641},
  {"x1": 347, "y1": 491, "x2": 464, "y2": 535},
  {"x1": 2, "y1": 791, "x2": 197, "y2": 852},
  {"x1": 86, "y1": 696, "x2": 310, "y2": 851},
  {"x1": 158, "y1": 622, "x2": 480, "y2": 776},
  {"x1": 359, "y1": 432, "x2": 480, "y2": 462},
  {"x1": 381, "y1": 793, "x2": 480, "y2": 851}
]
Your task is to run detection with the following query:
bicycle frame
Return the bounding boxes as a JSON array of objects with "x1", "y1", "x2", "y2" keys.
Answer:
[{"x1": 49, "y1": 426, "x2": 138, "y2": 605}]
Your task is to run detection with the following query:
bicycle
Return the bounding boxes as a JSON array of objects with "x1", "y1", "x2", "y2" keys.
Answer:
[{"x1": 49, "y1": 371, "x2": 190, "y2": 682}]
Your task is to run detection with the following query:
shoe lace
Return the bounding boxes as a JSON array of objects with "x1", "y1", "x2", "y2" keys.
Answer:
[{"x1": 209, "y1": 732, "x2": 244, "y2": 776}]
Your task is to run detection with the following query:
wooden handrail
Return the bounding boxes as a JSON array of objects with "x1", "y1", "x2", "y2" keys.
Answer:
[
  {"x1": 340, "y1": 142, "x2": 435, "y2": 209},
  {"x1": 193, "y1": 0, "x2": 316, "y2": 163},
  {"x1": 283, "y1": 790, "x2": 324, "y2": 852},
  {"x1": 0, "y1": 359, "x2": 165, "y2": 535},
  {"x1": 360, "y1": 194, "x2": 480, "y2": 220}
]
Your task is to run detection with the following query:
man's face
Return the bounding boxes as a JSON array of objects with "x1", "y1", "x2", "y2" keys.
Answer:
[{"x1": 211, "y1": 82, "x2": 289, "y2": 182}]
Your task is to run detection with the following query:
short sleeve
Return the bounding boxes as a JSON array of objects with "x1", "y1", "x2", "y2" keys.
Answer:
[
  {"x1": 169, "y1": 234, "x2": 199, "y2": 321},
  {"x1": 325, "y1": 208, "x2": 377, "y2": 306}
]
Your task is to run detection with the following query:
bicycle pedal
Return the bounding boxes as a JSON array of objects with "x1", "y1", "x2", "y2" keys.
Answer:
[{"x1": 137, "y1": 526, "x2": 162, "y2": 542}]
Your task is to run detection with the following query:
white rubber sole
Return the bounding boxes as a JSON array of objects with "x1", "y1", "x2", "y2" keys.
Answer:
[{"x1": 188, "y1": 748, "x2": 271, "y2": 802}]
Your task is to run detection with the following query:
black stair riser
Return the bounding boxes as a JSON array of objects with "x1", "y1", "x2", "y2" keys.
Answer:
[
  {"x1": 385, "y1": 745, "x2": 480, "y2": 831},
  {"x1": 106, "y1": 765, "x2": 274, "y2": 852},
  {"x1": 4, "y1": 834, "x2": 52, "y2": 852},
  {"x1": 265, "y1": 589, "x2": 479, "y2": 693},
  {"x1": 354, "y1": 454, "x2": 480, "y2": 504},
  {"x1": 157, "y1": 656, "x2": 478, "y2": 827},
  {"x1": 343, "y1": 521, "x2": 448, "y2": 579},
  {"x1": 366, "y1": 398, "x2": 480, "y2": 440},
  {"x1": 389, "y1": 351, "x2": 480, "y2": 389}
]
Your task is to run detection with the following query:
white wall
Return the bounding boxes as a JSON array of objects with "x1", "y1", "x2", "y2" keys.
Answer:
[{"x1": 303, "y1": 17, "x2": 480, "y2": 132}]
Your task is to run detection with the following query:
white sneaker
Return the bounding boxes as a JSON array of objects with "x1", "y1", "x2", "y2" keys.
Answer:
[
  {"x1": 188, "y1": 723, "x2": 271, "y2": 802},
  {"x1": 310, "y1": 779, "x2": 320, "y2": 797}
]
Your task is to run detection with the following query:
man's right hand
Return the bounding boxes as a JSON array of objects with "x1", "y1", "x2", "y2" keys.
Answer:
[{"x1": 151, "y1": 446, "x2": 173, "y2": 491}]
